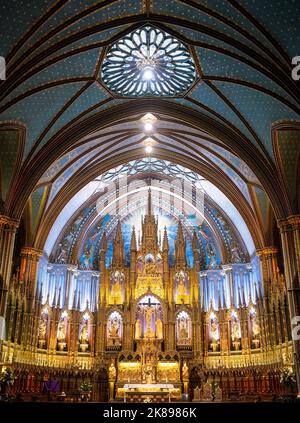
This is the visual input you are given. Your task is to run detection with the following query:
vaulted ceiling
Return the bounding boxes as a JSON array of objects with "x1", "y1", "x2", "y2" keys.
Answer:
[{"x1": 0, "y1": 0, "x2": 299, "y2": 256}]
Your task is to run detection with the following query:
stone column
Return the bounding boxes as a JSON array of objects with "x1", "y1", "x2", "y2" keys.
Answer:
[
  {"x1": 278, "y1": 215, "x2": 300, "y2": 397},
  {"x1": 19, "y1": 247, "x2": 43, "y2": 297},
  {"x1": 257, "y1": 247, "x2": 280, "y2": 349},
  {"x1": 256, "y1": 247, "x2": 279, "y2": 295},
  {"x1": 222, "y1": 265, "x2": 233, "y2": 307},
  {"x1": 65, "y1": 265, "x2": 78, "y2": 309},
  {"x1": 19, "y1": 244, "x2": 41, "y2": 346},
  {"x1": 0, "y1": 215, "x2": 19, "y2": 340}
]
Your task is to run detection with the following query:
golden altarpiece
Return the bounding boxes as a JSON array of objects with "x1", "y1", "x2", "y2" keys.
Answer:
[
  {"x1": 98, "y1": 191, "x2": 195, "y2": 400},
  {"x1": 0, "y1": 190, "x2": 295, "y2": 401}
]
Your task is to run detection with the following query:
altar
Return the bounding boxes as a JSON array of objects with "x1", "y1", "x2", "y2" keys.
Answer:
[{"x1": 123, "y1": 383, "x2": 175, "y2": 403}]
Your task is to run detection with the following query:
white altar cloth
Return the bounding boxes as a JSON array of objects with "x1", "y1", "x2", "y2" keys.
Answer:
[{"x1": 124, "y1": 383, "x2": 174, "y2": 389}]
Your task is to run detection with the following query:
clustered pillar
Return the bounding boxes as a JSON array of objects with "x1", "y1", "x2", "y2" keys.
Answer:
[
  {"x1": 0, "y1": 215, "x2": 19, "y2": 340},
  {"x1": 278, "y1": 215, "x2": 300, "y2": 397}
]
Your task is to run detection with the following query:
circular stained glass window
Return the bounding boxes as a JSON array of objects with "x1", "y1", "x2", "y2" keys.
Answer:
[{"x1": 101, "y1": 26, "x2": 196, "y2": 97}]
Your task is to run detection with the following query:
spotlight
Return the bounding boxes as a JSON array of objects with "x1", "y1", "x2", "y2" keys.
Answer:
[{"x1": 145, "y1": 144, "x2": 153, "y2": 153}]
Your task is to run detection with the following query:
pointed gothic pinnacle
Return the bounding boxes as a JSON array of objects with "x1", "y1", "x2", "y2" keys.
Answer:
[
  {"x1": 100, "y1": 231, "x2": 107, "y2": 250},
  {"x1": 130, "y1": 225, "x2": 137, "y2": 250},
  {"x1": 192, "y1": 230, "x2": 198, "y2": 250},
  {"x1": 162, "y1": 226, "x2": 169, "y2": 251},
  {"x1": 147, "y1": 187, "x2": 152, "y2": 216},
  {"x1": 115, "y1": 220, "x2": 122, "y2": 240},
  {"x1": 177, "y1": 221, "x2": 184, "y2": 241}
]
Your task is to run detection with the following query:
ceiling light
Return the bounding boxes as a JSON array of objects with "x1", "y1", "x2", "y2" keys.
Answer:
[
  {"x1": 141, "y1": 113, "x2": 157, "y2": 133},
  {"x1": 142, "y1": 137, "x2": 156, "y2": 154},
  {"x1": 144, "y1": 122, "x2": 153, "y2": 131},
  {"x1": 142, "y1": 66, "x2": 154, "y2": 81}
]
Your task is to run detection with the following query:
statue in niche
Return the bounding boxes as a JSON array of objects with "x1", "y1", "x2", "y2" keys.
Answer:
[
  {"x1": 182, "y1": 361, "x2": 189, "y2": 381},
  {"x1": 82, "y1": 245, "x2": 92, "y2": 270},
  {"x1": 179, "y1": 316, "x2": 189, "y2": 339},
  {"x1": 109, "y1": 318, "x2": 120, "y2": 338},
  {"x1": 178, "y1": 278, "x2": 186, "y2": 297},
  {"x1": 231, "y1": 318, "x2": 241, "y2": 342},
  {"x1": 145, "y1": 306, "x2": 154, "y2": 338},
  {"x1": 210, "y1": 320, "x2": 219, "y2": 342},
  {"x1": 145, "y1": 259, "x2": 157, "y2": 275},
  {"x1": 252, "y1": 318, "x2": 260, "y2": 338},
  {"x1": 156, "y1": 318, "x2": 163, "y2": 339},
  {"x1": 206, "y1": 243, "x2": 217, "y2": 269},
  {"x1": 135, "y1": 319, "x2": 141, "y2": 338},
  {"x1": 109, "y1": 272, "x2": 123, "y2": 304},
  {"x1": 230, "y1": 241, "x2": 242, "y2": 263},
  {"x1": 80, "y1": 323, "x2": 89, "y2": 344},
  {"x1": 38, "y1": 319, "x2": 47, "y2": 340},
  {"x1": 56, "y1": 242, "x2": 68, "y2": 264},
  {"x1": 79, "y1": 321, "x2": 89, "y2": 352},
  {"x1": 57, "y1": 318, "x2": 67, "y2": 351},
  {"x1": 38, "y1": 318, "x2": 47, "y2": 348},
  {"x1": 57, "y1": 320, "x2": 66, "y2": 342},
  {"x1": 108, "y1": 361, "x2": 116, "y2": 381}
]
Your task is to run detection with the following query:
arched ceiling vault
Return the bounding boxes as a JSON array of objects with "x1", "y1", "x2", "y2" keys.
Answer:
[
  {"x1": 0, "y1": 0, "x2": 299, "y2": 251},
  {"x1": 35, "y1": 148, "x2": 261, "y2": 254},
  {"x1": 4, "y1": 102, "x2": 292, "y2": 220}
]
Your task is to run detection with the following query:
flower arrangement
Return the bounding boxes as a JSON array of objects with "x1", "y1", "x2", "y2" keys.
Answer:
[
  {"x1": 0, "y1": 367, "x2": 16, "y2": 387},
  {"x1": 280, "y1": 367, "x2": 296, "y2": 386},
  {"x1": 0, "y1": 367, "x2": 16, "y2": 395},
  {"x1": 80, "y1": 381, "x2": 92, "y2": 393}
]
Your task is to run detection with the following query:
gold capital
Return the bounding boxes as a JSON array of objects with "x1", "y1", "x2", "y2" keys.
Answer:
[{"x1": 0, "y1": 215, "x2": 19, "y2": 229}]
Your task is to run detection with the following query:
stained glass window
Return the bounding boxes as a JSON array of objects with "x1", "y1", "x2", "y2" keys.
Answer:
[{"x1": 101, "y1": 26, "x2": 196, "y2": 97}]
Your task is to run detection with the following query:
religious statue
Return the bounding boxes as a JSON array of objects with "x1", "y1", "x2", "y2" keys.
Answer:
[
  {"x1": 206, "y1": 243, "x2": 217, "y2": 269},
  {"x1": 38, "y1": 319, "x2": 47, "y2": 340},
  {"x1": 210, "y1": 320, "x2": 219, "y2": 342},
  {"x1": 57, "y1": 319, "x2": 67, "y2": 351},
  {"x1": 109, "y1": 318, "x2": 120, "y2": 338},
  {"x1": 251, "y1": 317, "x2": 260, "y2": 348},
  {"x1": 109, "y1": 277, "x2": 123, "y2": 304},
  {"x1": 79, "y1": 324, "x2": 89, "y2": 344},
  {"x1": 108, "y1": 361, "x2": 116, "y2": 381},
  {"x1": 155, "y1": 318, "x2": 163, "y2": 339},
  {"x1": 176, "y1": 276, "x2": 188, "y2": 303},
  {"x1": 56, "y1": 243, "x2": 68, "y2": 264},
  {"x1": 178, "y1": 279, "x2": 186, "y2": 296},
  {"x1": 38, "y1": 318, "x2": 47, "y2": 349},
  {"x1": 231, "y1": 319, "x2": 240, "y2": 341},
  {"x1": 145, "y1": 306, "x2": 154, "y2": 338},
  {"x1": 182, "y1": 361, "x2": 189, "y2": 381},
  {"x1": 135, "y1": 319, "x2": 141, "y2": 338},
  {"x1": 252, "y1": 318, "x2": 260, "y2": 338},
  {"x1": 230, "y1": 242, "x2": 242, "y2": 263},
  {"x1": 179, "y1": 316, "x2": 189, "y2": 339},
  {"x1": 145, "y1": 259, "x2": 157, "y2": 275},
  {"x1": 79, "y1": 322, "x2": 89, "y2": 352},
  {"x1": 57, "y1": 320, "x2": 66, "y2": 342},
  {"x1": 83, "y1": 245, "x2": 92, "y2": 270}
]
